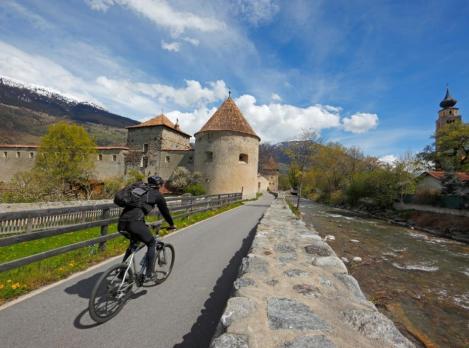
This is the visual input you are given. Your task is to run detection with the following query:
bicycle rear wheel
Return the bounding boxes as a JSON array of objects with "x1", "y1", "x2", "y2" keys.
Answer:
[
  {"x1": 88, "y1": 263, "x2": 134, "y2": 323},
  {"x1": 153, "y1": 243, "x2": 175, "y2": 284}
]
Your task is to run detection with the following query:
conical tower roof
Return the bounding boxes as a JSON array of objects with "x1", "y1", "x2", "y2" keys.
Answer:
[
  {"x1": 440, "y1": 87, "x2": 458, "y2": 109},
  {"x1": 195, "y1": 97, "x2": 260, "y2": 140},
  {"x1": 262, "y1": 155, "x2": 279, "y2": 171}
]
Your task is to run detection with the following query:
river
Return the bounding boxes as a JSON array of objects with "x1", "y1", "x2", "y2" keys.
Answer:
[{"x1": 296, "y1": 198, "x2": 469, "y2": 348}]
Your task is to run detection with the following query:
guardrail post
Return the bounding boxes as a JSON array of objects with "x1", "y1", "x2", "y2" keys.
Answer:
[{"x1": 98, "y1": 207, "x2": 110, "y2": 252}]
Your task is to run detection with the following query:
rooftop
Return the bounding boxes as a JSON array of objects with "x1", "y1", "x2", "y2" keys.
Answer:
[
  {"x1": 195, "y1": 97, "x2": 260, "y2": 140},
  {"x1": 127, "y1": 114, "x2": 190, "y2": 137},
  {"x1": 423, "y1": 171, "x2": 469, "y2": 182}
]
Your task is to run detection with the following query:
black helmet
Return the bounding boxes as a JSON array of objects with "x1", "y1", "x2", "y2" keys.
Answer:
[{"x1": 148, "y1": 175, "x2": 164, "y2": 188}]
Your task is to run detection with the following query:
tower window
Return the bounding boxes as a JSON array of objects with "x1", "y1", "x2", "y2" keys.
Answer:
[
  {"x1": 141, "y1": 156, "x2": 148, "y2": 168},
  {"x1": 3, "y1": 152, "x2": 7, "y2": 158},
  {"x1": 206, "y1": 151, "x2": 213, "y2": 162},
  {"x1": 29, "y1": 152, "x2": 34, "y2": 159},
  {"x1": 112, "y1": 154, "x2": 117, "y2": 161},
  {"x1": 143, "y1": 144, "x2": 149, "y2": 153},
  {"x1": 16, "y1": 152, "x2": 21, "y2": 158},
  {"x1": 239, "y1": 153, "x2": 248, "y2": 163},
  {"x1": 98, "y1": 154, "x2": 103, "y2": 161},
  {"x1": 165, "y1": 155, "x2": 171, "y2": 163}
]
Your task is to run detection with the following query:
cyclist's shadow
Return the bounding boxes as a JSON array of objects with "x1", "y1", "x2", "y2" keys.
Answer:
[{"x1": 65, "y1": 272, "x2": 147, "y2": 329}]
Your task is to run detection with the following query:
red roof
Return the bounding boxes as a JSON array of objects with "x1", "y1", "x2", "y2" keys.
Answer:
[
  {"x1": 195, "y1": 97, "x2": 260, "y2": 140},
  {"x1": 127, "y1": 114, "x2": 190, "y2": 137},
  {"x1": 424, "y1": 171, "x2": 469, "y2": 182}
]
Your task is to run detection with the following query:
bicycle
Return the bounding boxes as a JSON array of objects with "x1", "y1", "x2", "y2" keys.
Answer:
[{"x1": 88, "y1": 222, "x2": 175, "y2": 323}]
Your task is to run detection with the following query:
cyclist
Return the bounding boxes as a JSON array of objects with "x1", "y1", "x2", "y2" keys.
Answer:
[{"x1": 117, "y1": 175, "x2": 176, "y2": 279}]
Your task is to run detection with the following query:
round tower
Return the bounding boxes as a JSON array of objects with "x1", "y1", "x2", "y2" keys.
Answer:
[{"x1": 194, "y1": 97, "x2": 260, "y2": 199}]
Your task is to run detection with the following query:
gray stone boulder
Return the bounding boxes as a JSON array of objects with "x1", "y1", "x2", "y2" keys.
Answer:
[
  {"x1": 221, "y1": 297, "x2": 257, "y2": 327},
  {"x1": 334, "y1": 273, "x2": 367, "y2": 302},
  {"x1": 312, "y1": 256, "x2": 348, "y2": 274},
  {"x1": 210, "y1": 334, "x2": 249, "y2": 348},
  {"x1": 240, "y1": 255, "x2": 269, "y2": 275},
  {"x1": 234, "y1": 277, "x2": 256, "y2": 290},
  {"x1": 284, "y1": 269, "x2": 309, "y2": 278},
  {"x1": 267, "y1": 298, "x2": 329, "y2": 331},
  {"x1": 304, "y1": 243, "x2": 333, "y2": 257},
  {"x1": 342, "y1": 309, "x2": 414, "y2": 348},
  {"x1": 284, "y1": 335, "x2": 336, "y2": 348},
  {"x1": 276, "y1": 243, "x2": 296, "y2": 253}
]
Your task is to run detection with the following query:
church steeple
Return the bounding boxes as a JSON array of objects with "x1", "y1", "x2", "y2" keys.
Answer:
[{"x1": 439, "y1": 87, "x2": 458, "y2": 109}]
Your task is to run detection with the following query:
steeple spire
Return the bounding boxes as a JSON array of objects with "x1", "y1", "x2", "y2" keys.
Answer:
[{"x1": 440, "y1": 86, "x2": 457, "y2": 109}]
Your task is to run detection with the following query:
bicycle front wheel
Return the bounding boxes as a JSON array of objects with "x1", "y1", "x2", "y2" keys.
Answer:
[
  {"x1": 88, "y1": 263, "x2": 134, "y2": 323},
  {"x1": 153, "y1": 243, "x2": 175, "y2": 284}
]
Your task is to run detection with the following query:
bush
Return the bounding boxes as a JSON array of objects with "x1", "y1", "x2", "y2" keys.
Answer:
[
  {"x1": 414, "y1": 189, "x2": 441, "y2": 205},
  {"x1": 184, "y1": 183, "x2": 206, "y2": 196},
  {"x1": 102, "y1": 177, "x2": 125, "y2": 198},
  {"x1": 125, "y1": 168, "x2": 145, "y2": 185}
]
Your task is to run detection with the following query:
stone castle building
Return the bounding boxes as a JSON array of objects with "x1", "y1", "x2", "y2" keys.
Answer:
[{"x1": 0, "y1": 97, "x2": 277, "y2": 198}]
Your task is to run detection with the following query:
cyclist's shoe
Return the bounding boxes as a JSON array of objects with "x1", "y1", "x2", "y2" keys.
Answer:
[{"x1": 145, "y1": 271, "x2": 155, "y2": 282}]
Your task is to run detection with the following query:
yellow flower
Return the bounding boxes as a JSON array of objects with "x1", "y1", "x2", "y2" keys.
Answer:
[
  {"x1": 0, "y1": 284, "x2": 4, "y2": 290},
  {"x1": 11, "y1": 282, "x2": 20, "y2": 289},
  {"x1": 7, "y1": 279, "x2": 11, "y2": 283}
]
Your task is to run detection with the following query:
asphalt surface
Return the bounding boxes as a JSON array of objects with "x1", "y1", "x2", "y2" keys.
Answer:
[{"x1": 0, "y1": 195, "x2": 273, "y2": 348}]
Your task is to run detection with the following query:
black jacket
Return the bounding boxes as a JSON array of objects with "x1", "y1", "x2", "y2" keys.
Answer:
[{"x1": 119, "y1": 188, "x2": 174, "y2": 226}]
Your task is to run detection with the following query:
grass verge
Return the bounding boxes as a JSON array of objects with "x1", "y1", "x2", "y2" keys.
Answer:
[
  {"x1": 286, "y1": 199, "x2": 300, "y2": 217},
  {"x1": 0, "y1": 201, "x2": 243, "y2": 305}
]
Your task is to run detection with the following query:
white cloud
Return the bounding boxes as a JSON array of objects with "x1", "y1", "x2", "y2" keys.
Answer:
[
  {"x1": 342, "y1": 113, "x2": 378, "y2": 133},
  {"x1": 379, "y1": 155, "x2": 398, "y2": 165},
  {"x1": 161, "y1": 40, "x2": 180, "y2": 52},
  {"x1": 235, "y1": 95, "x2": 342, "y2": 142},
  {"x1": 271, "y1": 93, "x2": 281, "y2": 101},
  {"x1": 182, "y1": 37, "x2": 200, "y2": 46},
  {"x1": 232, "y1": 0, "x2": 279, "y2": 25},
  {"x1": 86, "y1": 0, "x2": 224, "y2": 36},
  {"x1": 95, "y1": 78, "x2": 228, "y2": 108}
]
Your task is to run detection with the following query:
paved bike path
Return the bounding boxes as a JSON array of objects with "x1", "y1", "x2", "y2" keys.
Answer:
[{"x1": 0, "y1": 195, "x2": 273, "y2": 348}]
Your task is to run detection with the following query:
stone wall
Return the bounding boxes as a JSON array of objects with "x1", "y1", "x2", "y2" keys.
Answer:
[
  {"x1": 0, "y1": 146, "x2": 126, "y2": 182},
  {"x1": 211, "y1": 196, "x2": 414, "y2": 348}
]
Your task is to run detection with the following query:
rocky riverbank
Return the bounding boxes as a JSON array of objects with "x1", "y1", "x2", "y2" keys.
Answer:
[{"x1": 211, "y1": 195, "x2": 414, "y2": 348}]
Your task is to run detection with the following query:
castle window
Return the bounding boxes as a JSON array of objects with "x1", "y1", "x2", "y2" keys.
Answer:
[
  {"x1": 143, "y1": 144, "x2": 149, "y2": 153},
  {"x1": 188, "y1": 155, "x2": 193, "y2": 163},
  {"x1": 29, "y1": 152, "x2": 34, "y2": 159},
  {"x1": 3, "y1": 152, "x2": 7, "y2": 158},
  {"x1": 98, "y1": 154, "x2": 103, "y2": 161},
  {"x1": 141, "y1": 156, "x2": 148, "y2": 168},
  {"x1": 165, "y1": 155, "x2": 170, "y2": 163},
  {"x1": 112, "y1": 154, "x2": 117, "y2": 161},
  {"x1": 16, "y1": 152, "x2": 21, "y2": 158},
  {"x1": 206, "y1": 151, "x2": 213, "y2": 162},
  {"x1": 239, "y1": 153, "x2": 248, "y2": 164}
]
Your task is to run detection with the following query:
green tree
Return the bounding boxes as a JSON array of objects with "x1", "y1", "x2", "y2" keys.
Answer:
[
  {"x1": 436, "y1": 122, "x2": 469, "y2": 171},
  {"x1": 35, "y1": 122, "x2": 96, "y2": 194}
]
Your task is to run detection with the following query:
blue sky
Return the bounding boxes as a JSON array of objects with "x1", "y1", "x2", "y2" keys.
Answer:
[{"x1": 0, "y1": 0, "x2": 468, "y2": 161}]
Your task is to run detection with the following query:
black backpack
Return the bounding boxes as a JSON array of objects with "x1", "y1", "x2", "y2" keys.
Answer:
[{"x1": 114, "y1": 182, "x2": 149, "y2": 208}]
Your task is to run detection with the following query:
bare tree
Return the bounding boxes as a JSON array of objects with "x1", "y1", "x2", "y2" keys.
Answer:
[{"x1": 285, "y1": 130, "x2": 321, "y2": 209}]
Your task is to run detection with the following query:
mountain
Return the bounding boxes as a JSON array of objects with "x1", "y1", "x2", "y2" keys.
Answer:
[{"x1": 0, "y1": 77, "x2": 138, "y2": 145}]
